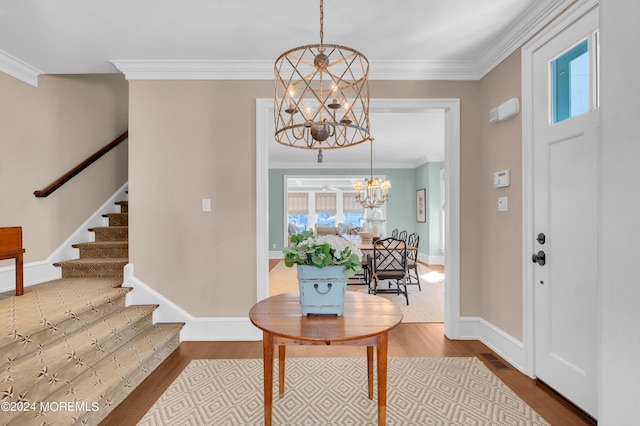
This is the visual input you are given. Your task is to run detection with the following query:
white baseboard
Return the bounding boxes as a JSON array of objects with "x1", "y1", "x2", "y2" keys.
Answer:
[
  {"x1": 269, "y1": 251, "x2": 284, "y2": 259},
  {"x1": 0, "y1": 183, "x2": 129, "y2": 293},
  {"x1": 417, "y1": 253, "x2": 444, "y2": 265},
  {"x1": 458, "y1": 316, "x2": 527, "y2": 375},
  {"x1": 123, "y1": 264, "x2": 261, "y2": 341}
]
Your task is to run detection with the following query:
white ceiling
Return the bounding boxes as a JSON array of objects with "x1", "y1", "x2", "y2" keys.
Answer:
[
  {"x1": 0, "y1": 0, "x2": 571, "y2": 168},
  {"x1": 268, "y1": 108, "x2": 445, "y2": 169}
]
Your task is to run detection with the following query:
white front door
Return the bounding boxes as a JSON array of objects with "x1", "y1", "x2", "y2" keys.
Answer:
[{"x1": 529, "y1": 4, "x2": 599, "y2": 418}]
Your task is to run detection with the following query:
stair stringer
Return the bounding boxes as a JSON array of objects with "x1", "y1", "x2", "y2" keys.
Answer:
[
  {"x1": 0, "y1": 182, "x2": 129, "y2": 293},
  {"x1": 123, "y1": 263, "x2": 260, "y2": 341}
]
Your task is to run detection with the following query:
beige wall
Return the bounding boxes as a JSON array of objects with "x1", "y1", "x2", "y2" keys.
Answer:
[
  {"x1": 2, "y1": 67, "x2": 527, "y2": 340},
  {"x1": 0, "y1": 73, "x2": 128, "y2": 264},
  {"x1": 129, "y1": 79, "x2": 493, "y2": 321},
  {"x1": 371, "y1": 74, "x2": 524, "y2": 337},
  {"x1": 368, "y1": 81, "x2": 484, "y2": 319},
  {"x1": 128, "y1": 81, "x2": 272, "y2": 316},
  {"x1": 478, "y1": 52, "x2": 524, "y2": 339}
]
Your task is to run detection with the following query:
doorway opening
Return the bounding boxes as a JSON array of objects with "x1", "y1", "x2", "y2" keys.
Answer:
[{"x1": 256, "y1": 98, "x2": 461, "y2": 338}]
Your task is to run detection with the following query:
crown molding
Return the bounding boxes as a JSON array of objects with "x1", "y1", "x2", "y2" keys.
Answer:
[
  {"x1": 112, "y1": 59, "x2": 481, "y2": 81},
  {"x1": 0, "y1": 49, "x2": 42, "y2": 87},
  {"x1": 11, "y1": 1, "x2": 572, "y2": 86},
  {"x1": 110, "y1": 59, "x2": 274, "y2": 80},
  {"x1": 112, "y1": 0, "x2": 574, "y2": 84},
  {"x1": 475, "y1": 0, "x2": 576, "y2": 78},
  {"x1": 368, "y1": 60, "x2": 480, "y2": 80}
]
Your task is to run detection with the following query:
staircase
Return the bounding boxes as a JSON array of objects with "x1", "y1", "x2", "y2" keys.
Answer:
[{"x1": 0, "y1": 199, "x2": 183, "y2": 425}]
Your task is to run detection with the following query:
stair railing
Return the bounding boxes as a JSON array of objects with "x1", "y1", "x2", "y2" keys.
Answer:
[{"x1": 34, "y1": 131, "x2": 128, "y2": 198}]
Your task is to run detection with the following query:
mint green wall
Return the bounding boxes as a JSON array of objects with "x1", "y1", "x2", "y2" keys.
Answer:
[
  {"x1": 415, "y1": 164, "x2": 430, "y2": 256},
  {"x1": 415, "y1": 162, "x2": 444, "y2": 258},
  {"x1": 269, "y1": 168, "x2": 417, "y2": 251},
  {"x1": 427, "y1": 162, "x2": 444, "y2": 256}
]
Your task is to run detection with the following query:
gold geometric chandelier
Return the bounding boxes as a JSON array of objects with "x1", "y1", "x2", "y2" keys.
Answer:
[
  {"x1": 274, "y1": 0, "x2": 370, "y2": 162},
  {"x1": 353, "y1": 138, "x2": 391, "y2": 209}
]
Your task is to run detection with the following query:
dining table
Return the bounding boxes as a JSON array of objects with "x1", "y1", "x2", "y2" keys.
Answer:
[{"x1": 341, "y1": 234, "x2": 416, "y2": 303}]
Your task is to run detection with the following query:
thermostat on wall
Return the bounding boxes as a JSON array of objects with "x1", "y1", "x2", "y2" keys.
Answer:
[{"x1": 494, "y1": 170, "x2": 510, "y2": 188}]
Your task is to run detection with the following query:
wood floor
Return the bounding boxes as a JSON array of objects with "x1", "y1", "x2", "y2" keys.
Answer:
[{"x1": 100, "y1": 322, "x2": 594, "y2": 426}]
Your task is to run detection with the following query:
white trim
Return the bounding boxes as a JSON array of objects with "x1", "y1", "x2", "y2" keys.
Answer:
[
  {"x1": 419, "y1": 254, "x2": 444, "y2": 266},
  {"x1": 111, "y1": 60, "x2": 274, "y2": 81},
  {"x1": 112, "y1": 59, "x2": 480, "y2": 81},
  {"x1": 369, "y1": 60, "x2": 479, "y2": 80},
  {"x1": 7, "y1": 3, "x2": 569, "y2": 85},
  {"x1": 441, "y1": 99, "x2": 461, "y2": 340},
  {"x1": 0, "y1": 49, "x2": 42, "y2": 87},
  {"x1": 256, "y1": 99, "x2": 272, "y2": 303},
  {"x1": 521, "y1": 0, "x2": 600, "y2": 378},
  {"x1": 269, "y1": 160, "x2": 419, "y2": 170},
  {"x1": 109, "y1": 4, "x2": 569, "y2": 83},
  {"x1": 476, "y1": 0, "x2": 575, "y2": 78},
  {"x1": 123, "y1": 264, "x2": 261, "y2": 341},
  {"x1": 0, "y1": 183, "x2": 129, "y2": 293},
  {"x1": 256, "y1": 98, "x2": 461, "y2": 339},
  {"x1": 459, "y1": 317, "x2": 527, "y2": 375},
  {"x1": 269, "y1": 251, "x2": 285, "y2": 260}
]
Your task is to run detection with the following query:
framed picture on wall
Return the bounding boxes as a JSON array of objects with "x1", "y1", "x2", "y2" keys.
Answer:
[{"x1": 416, "y1": 188, "x2": 426, "y2": 223}]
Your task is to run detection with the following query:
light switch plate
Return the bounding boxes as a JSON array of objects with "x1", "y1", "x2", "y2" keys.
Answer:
[
  {"x1": 494, "y1": 170, "x2": 510, "y2": 188},
  {"x1": 498, "y1": 196, "x2": 508, "y2": 212},
  {"x1": 202, "y1": 198, "x2": 211, "y2": 212}
]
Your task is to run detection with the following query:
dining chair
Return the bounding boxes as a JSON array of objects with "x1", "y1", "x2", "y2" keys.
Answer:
[
  {"x1": 406, "y1": 232, "x2": 422, "y2": 290},
  {"x1": 391, "y1": 228, "x2": 399, "y2": 239},
  {"x1": 347, "y1": 254, "x2": 370, "y2": 286},
  {"x1": 398, "y1": 230, "x2": 408, "y2": 242},
  {"x1": 367, "y1": 238, "x2": 409, "y2": 305}
]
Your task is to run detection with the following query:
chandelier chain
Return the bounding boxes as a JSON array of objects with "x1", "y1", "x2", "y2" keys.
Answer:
[
  {"x1": 369, "y1": 138, "x2": 373, "y2": 177},
  {"x1": 319, "y1": 0, "x2": 324, "y2": 46}
]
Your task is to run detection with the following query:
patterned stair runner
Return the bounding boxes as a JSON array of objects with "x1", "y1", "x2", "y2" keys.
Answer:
[{"x1": 0, "y1": 198, "x2": 183, "y2": 424}]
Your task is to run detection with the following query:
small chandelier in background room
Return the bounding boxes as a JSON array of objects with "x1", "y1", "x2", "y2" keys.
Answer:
[
  {"x1": 353, "y1": 138, "x2": 391, "y2": 209},
  {"x1": 274, "y1": 0, "x2": 370, "y2": 163}
]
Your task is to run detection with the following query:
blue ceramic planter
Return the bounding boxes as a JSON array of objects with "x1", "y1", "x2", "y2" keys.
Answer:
[{"x1": 297, "y1": 264, "x2": 347, "y2": 316}]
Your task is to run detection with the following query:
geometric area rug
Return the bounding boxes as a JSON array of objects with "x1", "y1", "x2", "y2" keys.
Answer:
[{"x1": 137, "y1": 357, "x2": 550, "y2": 425}]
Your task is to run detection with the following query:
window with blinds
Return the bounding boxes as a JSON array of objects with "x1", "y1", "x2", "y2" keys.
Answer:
[
  {"x1": 343, "y1": 192, "x2": 363, "y2": 213},
  {"x1": 288, "y1": 192, "x2": 309, "y2": 214},
  {"x1": 315, "y1": 193, "x2": 337, "y2": 214},
  {"x1": 286, "y1": 190, "x2": 364, "y2": 232}
]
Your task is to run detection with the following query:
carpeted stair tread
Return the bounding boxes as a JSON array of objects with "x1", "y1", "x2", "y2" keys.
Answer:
[
  {"x1": 115, "y1": 200, "x2": 128, "y2": 213},
  {"x1": 89, "y1": 226, "x2": 128, "y2": 242},
  {"x1": 0, "y1": 305, "x2": 159, "y2": 423},
  {"x1": 53, "y1": 258, "x2": 129, "y2": 279},
  {"x1": 8, "y1": 323, "x2": 183, "y2": 426},
  {"x1": 0, "y1": 278, "x2": 129, "y2": 367},
  {"x1": 102, "y1": 212, "x2": 129, "y2": 226},
  {"x1": 6, "y1": 196, "x2": 182, "y2": 423},
  {"x1": 73, "y1": 241, "x2": 129, "y2": 259}
]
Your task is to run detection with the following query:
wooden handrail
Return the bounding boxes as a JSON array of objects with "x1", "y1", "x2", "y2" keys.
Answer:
[{"x1": 34, "y1": 131, "x2": 128, "y2": 198}]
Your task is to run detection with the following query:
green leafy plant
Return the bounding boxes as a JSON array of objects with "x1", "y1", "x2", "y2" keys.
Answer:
[{"x1": 283, "y1": 231, "x2": 363, "y2": 278}]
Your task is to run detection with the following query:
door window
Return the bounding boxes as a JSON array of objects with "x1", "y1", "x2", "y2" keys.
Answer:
[{"x1": 551, "y1": 39, "x2": 589, "y2": 123}]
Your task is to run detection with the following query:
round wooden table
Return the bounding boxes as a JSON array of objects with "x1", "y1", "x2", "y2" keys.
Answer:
[{"x1": 249, "y1": 291, "x2": 403, "y2": 426}]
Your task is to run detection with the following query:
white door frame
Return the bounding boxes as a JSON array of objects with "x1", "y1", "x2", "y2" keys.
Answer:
[
  {"x1": 521, "y1": 0, "x2": 600, "y2": 378},
  {"x1": 256, "y1": 98, "x2": 462, "y2": 339}
]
